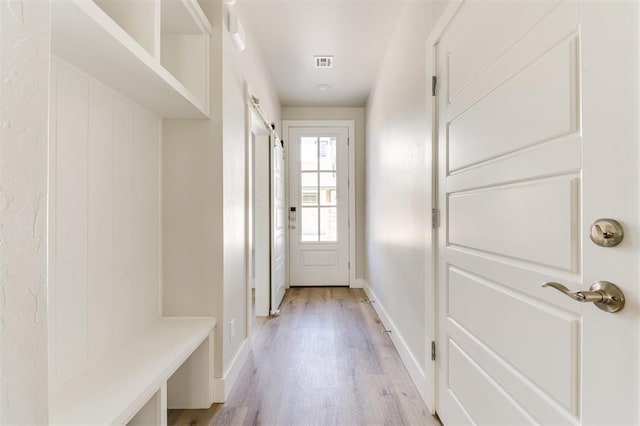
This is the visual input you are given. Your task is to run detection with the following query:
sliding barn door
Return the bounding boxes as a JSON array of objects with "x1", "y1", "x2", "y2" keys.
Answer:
[{"x1": 270, "y1": 135, "x2": 286, "y2": 314}]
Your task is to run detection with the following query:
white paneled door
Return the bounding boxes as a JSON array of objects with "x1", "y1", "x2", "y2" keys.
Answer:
[
  {"x1": 435, "y1": 1, "x2": 638, "y2": 424},
  {"x1": 271, "y1": 136, "x2": 286, "y2": 314},
  {"x1": 289, "y1": 127, "x2": 350, "y2": 286}
]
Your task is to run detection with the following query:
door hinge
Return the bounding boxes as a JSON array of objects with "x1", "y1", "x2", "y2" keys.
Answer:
[
  {"x1": 432, "y1": 208, "x2": 440, "y2": 229},
  {"x1": 431, "y1": 341, "x2": 436, "y2": 361},
  {"x1": 348, "y1": 261, "x2": 351, "y2": 269},
  {"x1": 432, "y1": 76, "x2": 438, "y2": 97}
]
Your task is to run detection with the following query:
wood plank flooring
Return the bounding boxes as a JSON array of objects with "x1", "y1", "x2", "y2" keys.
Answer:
[{"x1": 168, "y1": 287, "x2": 439, "y2": 426}]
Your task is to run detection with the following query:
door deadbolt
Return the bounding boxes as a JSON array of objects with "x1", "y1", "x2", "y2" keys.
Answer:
[
  {"x1": 589, "y1": 218, "x2": 624, "y2": 247},
  {"x1": 289, "y1": 207, "x2": 297, "y2": 229}
]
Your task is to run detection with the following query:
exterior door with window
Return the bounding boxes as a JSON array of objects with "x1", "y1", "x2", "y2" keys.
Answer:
[{"x1": 288, "y1": 127, "x2": 349, "y2": 286}]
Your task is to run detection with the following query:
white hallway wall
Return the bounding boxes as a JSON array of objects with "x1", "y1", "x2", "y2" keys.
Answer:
[
  {"x1": 163, "y1": 0, "x2": 280, "y2": 396},
  {"x1": 364, "y1": 0, "x2": 447, "y2": 406},
  {"x1": 221, "y1": 4, "x2": 281, "y2": 381},
  {"x1": 0, "y1": 1, "x2": 50, "y2": 423}
]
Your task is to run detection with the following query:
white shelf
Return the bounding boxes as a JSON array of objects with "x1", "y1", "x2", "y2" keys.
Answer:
[
  {"x1": 161, "y1": 0, "x2": 210, "y2": 108},
  {"x1": 52, "y1": 0, "x2": 210, "y2": 119},
  {"x1": 49, "y1": 317, "x2": 216, "y2": 425},
  {"x1": 162, "y1": 0, "x2": 213, "y2": 35},
  {"x1": 94, "y1": 0, "x2": 156, "y2": 56}
]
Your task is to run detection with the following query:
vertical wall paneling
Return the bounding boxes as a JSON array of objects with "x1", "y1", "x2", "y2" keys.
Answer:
[
  {"x1": 48, "y1": 61, "x2": 59, "y2": 388},
  {"x1": 50, "y1": 59, "x2": 161, "y2": 388},
  {"x1": 54, "y1": 64, "x2": 89, "y2": 382},
  {"x1": 87, "y1": 83, "x2": 115, "y2": 361},
  {"x1": 112, "y1": 96, "x2": 136, "y2": 346},
  {"x1": 133, "y1": 108, "x2": 161, "y2": 331}
]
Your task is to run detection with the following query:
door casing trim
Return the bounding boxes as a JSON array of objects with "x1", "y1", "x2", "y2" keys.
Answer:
[{"x1": 425, "y1": 0, "x2": 466, "y2": 415}]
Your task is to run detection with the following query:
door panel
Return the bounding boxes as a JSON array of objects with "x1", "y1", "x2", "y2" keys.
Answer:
[
  {"x1": 436, "y1": 0, "x2": 639, "y2": 424},
  {"x1": 446, "y1": 1, "x2": 560, "y2": 101},
  {"x1": 448, "y1": 267, "x2": 579, "y2": 408},
  {"x1": 271, "y1": 137, "x2": 286, "y2": 313},
  {"x1": 448, "y1": 36, "x2": 578, "y2": 172},
  {"x1": 448, "y1": 176, "x2": 579, "y2": 270},
  {"x1": 289, "y1": 127, "x2": 349, "y2": 286},
  {"x1": 447, "y1": 340, "x2": 537, "y2": 425},
  {"x1": 253, "y1": 133, "x2": 270, "y2": 317},
  {"x1": 302, "y1": 250, "x2": 339, "y2": 267}
]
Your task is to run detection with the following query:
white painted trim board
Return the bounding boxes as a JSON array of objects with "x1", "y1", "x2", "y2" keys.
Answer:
[
  {"x1": 423, "y1": 0, "x2": 468, "y2": 416},
  {"x1": 362, "y1": 281, "x2": 429, "y2": 406},
  {"x1": 213, "y1": 338, "x2": 250, "y2": 402}
]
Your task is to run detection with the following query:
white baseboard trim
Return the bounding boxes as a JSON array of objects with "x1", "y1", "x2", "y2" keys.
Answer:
[
  {"x1": 362, "y1": 281, "x2": 427, "y2": 401},
  {"x1": 351, "y1": 278, "x2": 365, "y2": 288},
  {"x1": 213, "y1": 338, "x2": 250, "y2": 402}
]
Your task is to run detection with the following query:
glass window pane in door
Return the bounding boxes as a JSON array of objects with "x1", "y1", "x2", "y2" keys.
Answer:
[
  {"x1": 301, "y1": 207, "x2": 318, "y2": 242},
  {"x1": 319, "y1": 137, "x2": 336, "y2": 171},
  {"x1": 300, "y1": 172, "x2": 318, "y2": 206},
  {"x1": 319, "y1": 172, "x2": 337, "y2": 206},
  {"x1": 320, "y1": 207, "x2": 337, "y2": 242},
  {"x1": 300, "y1": 137, "x2": 318, "y2": 171}
]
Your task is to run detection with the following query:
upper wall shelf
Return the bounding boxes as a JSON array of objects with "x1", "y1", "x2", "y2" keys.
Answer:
[
  {"x1": 52, "y1": 0, "x2": 212, "y2": 119},
  {"x1": 162, "y1": 0, "x2": 213, "y2": 35}
]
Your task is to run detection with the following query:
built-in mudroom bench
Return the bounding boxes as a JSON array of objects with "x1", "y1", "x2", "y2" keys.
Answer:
[
  {"x1": 49, "y1": 318, "x2": 216, "y2": 425},
  {"x1": 47, "y1": 0, "x2": 215, "y2": 423}
]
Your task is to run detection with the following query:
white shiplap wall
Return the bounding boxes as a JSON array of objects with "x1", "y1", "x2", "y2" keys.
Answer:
[{"x1": 49, "y1": 59, "x2": 162, "y2": 389}]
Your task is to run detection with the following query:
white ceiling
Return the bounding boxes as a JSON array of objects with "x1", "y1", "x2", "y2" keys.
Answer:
[{"x1": 236, "y1": 0, "x2": 404, "y2": 107}]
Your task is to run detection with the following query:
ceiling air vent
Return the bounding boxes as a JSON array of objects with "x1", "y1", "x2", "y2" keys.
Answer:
[{"x1": 314, "y1": 56, "x2": 333, "y2": 68}]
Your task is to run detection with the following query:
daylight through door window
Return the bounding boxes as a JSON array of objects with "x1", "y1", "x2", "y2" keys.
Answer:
[{"x1": 300, "y1": 136, "x2": 338, "y2": 242}]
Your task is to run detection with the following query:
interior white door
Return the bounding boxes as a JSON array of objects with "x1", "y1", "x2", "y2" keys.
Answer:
[
  {"x1": 271, "y1": 134, "x2": 286, "y2": 313},
  {"x1": 288, "y1": 127, "x2": 349, "y2": 286},
  {"x1": 253, "y1": 133, "x2": 270, "y2": 317},
  {"x1": 435, "y1": 1, "x2": 639, "y2": 424}
]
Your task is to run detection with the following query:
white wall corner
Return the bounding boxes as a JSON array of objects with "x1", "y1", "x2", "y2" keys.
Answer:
[
  {"x1": 362, "y1": 282, "x2": 428, "y2": 402},
  {"x1": 351, "y1": 278, "x2": 365, "y2": 288},
  {"x1": 213, "y1": 338, "x2": 250, "y2": 402}
]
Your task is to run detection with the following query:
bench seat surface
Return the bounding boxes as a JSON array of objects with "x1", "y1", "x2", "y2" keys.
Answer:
[{"x1": 50, "y1": 317, "x2": 216, "y2": 425}]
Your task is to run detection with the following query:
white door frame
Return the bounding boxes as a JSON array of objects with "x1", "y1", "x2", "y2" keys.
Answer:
[
  {"x1": 425, "y1": 1, "x2": 464, "y2": 414},
  {"x1": 245, "y1": 86, "x2": 272, "y2": 334},
  {"x1": 283, "y1": 120, "x2": 357, "y2": 288}
]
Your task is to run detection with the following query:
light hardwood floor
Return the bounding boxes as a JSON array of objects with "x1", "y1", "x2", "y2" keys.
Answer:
[{"x1": 168, "y1": 287, "x2": 440, "y2": 425}]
